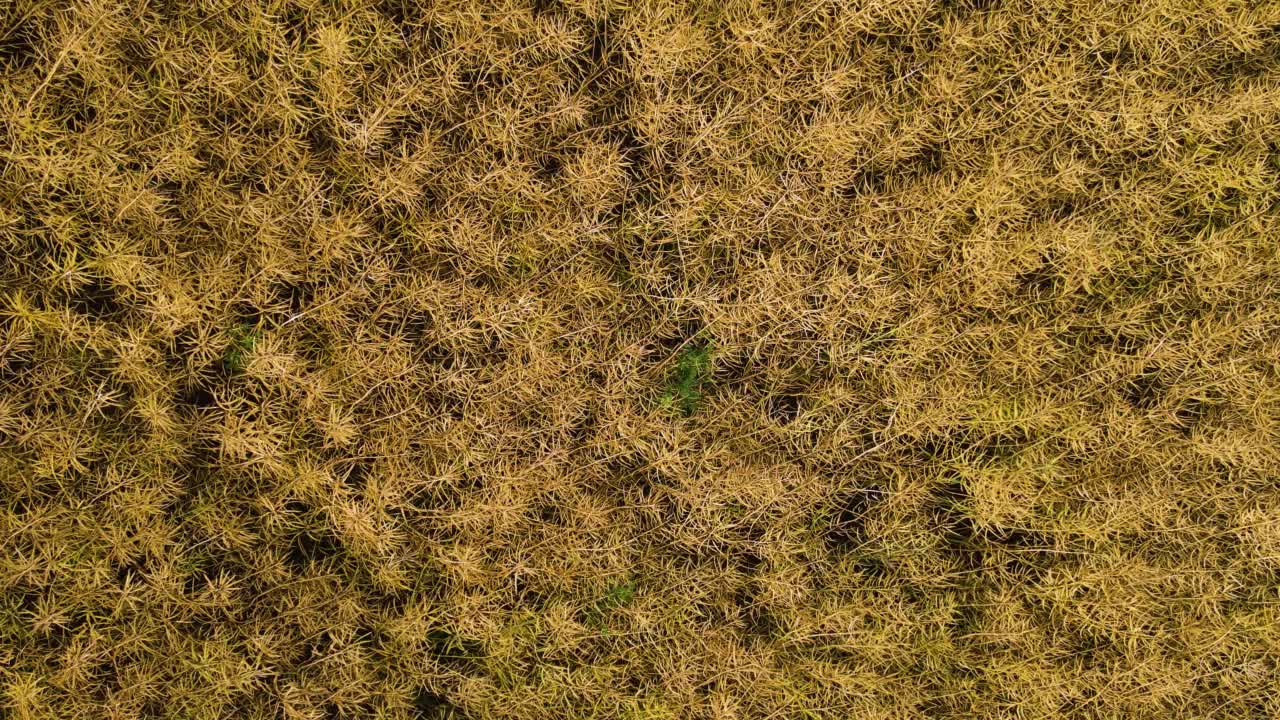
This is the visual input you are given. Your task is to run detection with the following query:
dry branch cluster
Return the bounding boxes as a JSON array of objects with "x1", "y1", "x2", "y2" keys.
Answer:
[{"x1": 1, "y1": 0, "x2": 1279, "y2": 718}]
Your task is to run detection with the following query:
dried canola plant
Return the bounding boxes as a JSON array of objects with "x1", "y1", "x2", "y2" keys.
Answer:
[{"x1": 1, "y1": 0, "x2": 1279, "y2": 718}]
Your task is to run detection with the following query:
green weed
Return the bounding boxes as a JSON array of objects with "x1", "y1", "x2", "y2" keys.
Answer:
[
  {"x1": 661, "y1": 344, "x2": 713, "y2": 416},
  {"x1": 586, "y1": 579, "x2": 637, "y2": 634},
  {"x1": 222, "y1": 324, "x2": 259, "y2": 373}
]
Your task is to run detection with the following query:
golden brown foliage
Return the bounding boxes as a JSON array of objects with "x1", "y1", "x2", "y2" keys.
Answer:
[{"x1": 2, "y1": 0, "x2": 1280, "y2": 717}]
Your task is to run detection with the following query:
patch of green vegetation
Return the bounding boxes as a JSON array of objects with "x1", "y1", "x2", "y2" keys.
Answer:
[
  {"x1": 602, "y1": 579, "x2": 636, "y2": 608},
  {"x1": 661, "y1": 344, "x2": 712, "y2": 416},
  {"x1": 586, "y1": 579, "x2": 637, "y2": 634},
  {"x1": 223, "y1": 323, "x2": 259, "y2": 372}
]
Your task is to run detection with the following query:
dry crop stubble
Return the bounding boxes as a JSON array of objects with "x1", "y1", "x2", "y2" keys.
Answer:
[{"x1": 1, "y1": 0, "x2": 1279, "y2": 718}]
